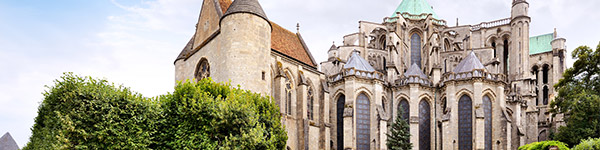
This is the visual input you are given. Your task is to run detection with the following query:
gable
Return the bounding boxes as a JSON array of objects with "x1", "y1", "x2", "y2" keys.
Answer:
[{"x1": 192, "y1": 0, "x2": 228, "y2": 50}]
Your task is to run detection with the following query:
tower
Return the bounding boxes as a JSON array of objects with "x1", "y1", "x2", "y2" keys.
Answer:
[
  {"x1": 509, "y1": 0, "x2": 530, "y2": 80},
  {"x1": 219, "y1": 0, "x2": 272, "y2": 95}
]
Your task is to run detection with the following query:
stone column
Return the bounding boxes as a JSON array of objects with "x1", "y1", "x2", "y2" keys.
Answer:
[
  {"x1": 344, "y1": 78, "x2": 356, "y2": 149},
  {"x1": 409, "y1": 84, "x2": 420, "y2": 149},
  {"x1": 474, "y1": 82, "x2": 485, "y2": 149},
  {"x1": 297, "y1": 81, "x2": 308, "y2": 150}
]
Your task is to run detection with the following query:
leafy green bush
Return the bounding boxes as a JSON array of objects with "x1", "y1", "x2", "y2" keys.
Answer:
[
  {"x1": 155, "y1": 78, "x2": 287, "y2": 149},
  {"x1": 572, "y1": 138, "x2": 600, "y2": 150},
  {"x1": 518, "y1": 141, "x2": 570, "y2": 150},
  {"x1": 24, "y1": 73, "x2": 160, "y2": 149}
]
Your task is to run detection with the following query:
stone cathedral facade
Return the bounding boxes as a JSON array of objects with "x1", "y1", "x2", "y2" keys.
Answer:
[{"x1": 174, "y1": 0, "x2": 567, "y2": 149}]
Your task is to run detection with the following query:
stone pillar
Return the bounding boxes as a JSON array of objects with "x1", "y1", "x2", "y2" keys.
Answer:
[
  {"x1": 536, "y1": 70, "x2": 542, "y2": 106},
  {"x1": 297, "y1": 82, "x2": 308, "y2": 150},
  {"x1": 344, "y1": 78, "x2": 356, "y2": 149},
  {"x1": 474, "y1": 82, "x2": 485, "y2": 149},
  {"x1": 409, "y1": 84, "x2": 420, "y2": 149},
  {"x1": 444, "y1": 82, "x2": 457, "y2": 150}
]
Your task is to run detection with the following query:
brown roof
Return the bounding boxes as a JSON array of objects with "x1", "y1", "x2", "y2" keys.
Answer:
[
  {"x1": 176, "y1": 0, "x2": 317, "y2": 68},
  {"x1": 270, "y1": 22, "x2": 316, "y2": 67}
]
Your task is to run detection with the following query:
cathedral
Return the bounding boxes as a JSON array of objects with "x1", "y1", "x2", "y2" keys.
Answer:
[{"x1": 174, "y1": 0, "x2": 567, "y2": 149}]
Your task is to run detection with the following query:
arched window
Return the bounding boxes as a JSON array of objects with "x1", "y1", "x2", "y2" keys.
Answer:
[
  {"x1": 543, "y1": 64, "x2": 549, "y2": 84},
  {"x1": 543, "y1": 86, "x2": 549, "y2": 105},
  {"x1": 411, "y1": 33, "x2": 422, "y2": 68},
  {"x1": 195, "y1": 58, "x2": 210, "y2": 81},
  {"x1": 483, "y1": 95, "x2": 493, "y2": 150},
  {"x1": 538, "y1": 130, "x2": 547, "y2": 142},
  {"x1": 285, "y1": 74, "x2": 292, "y2": 115},
  {"x1": 336, "y1": 94, "x2": 345, "y2": 150},
  {"x1": 307, "y1": 86, "x2": 314, "y2": 120},
  {"x1": 419, "y1": 100, "x2": 431, "y2": 150},
  {"x1": 398, "y1": 99, "x2": 410, "y2": 122},
  {"x1": 459, "y1": 95, "x2": 473, "y2": 150},
  {"x1": 356, "y1": 93, "x2": 370, "y2": 150}
]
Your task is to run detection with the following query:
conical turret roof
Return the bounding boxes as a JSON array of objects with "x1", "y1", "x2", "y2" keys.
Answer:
[
  {"x1": 0, "y1": 132, "x2": 19, "y2": 150},
  {"x1": 391, "y1": 0, "x2": 439, "y2": 19},
  {"x1": 404, "y1": 63, "x2": 428, "y2": 79},
  {"x1": 344, "y1": 51, "x2": 376, "y2": 72},
  {"x1": 453, "y1": 52, "x2": 486, "y2": 73},
  {"x1": 223, "y1": 0, "x2": 268, "y2": 21}
]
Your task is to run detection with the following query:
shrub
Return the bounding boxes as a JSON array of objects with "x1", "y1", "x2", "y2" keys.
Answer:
[
  {"x1": 572, "y1": 138, "x2": 600, "y2": 150},
  {"x1": 24, "y1": 73, "x2": 160, "y2": 149},
  {"x1": 518, "y1": 141, "x2": 570, "y2": 150}
]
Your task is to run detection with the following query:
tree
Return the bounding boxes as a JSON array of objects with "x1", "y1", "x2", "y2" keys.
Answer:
[
  {"x1": 518, "y1": 141, "x2": 569, "y2": 150},
  {"x1": 550, "y1": 42, "x2": 600, "y2": 146},
  {"x1": 24, "y1": 73, "x2": 160, "y2": 149},
  {"x1": 386, "y1": 108, "x2": 412, "y2": 150},
  {"x1": 155, "y1": 78, "x2": 287, "y2": 150},
  {"x1": 572, "y1": 138, "x2": 600, "y2": 150}
]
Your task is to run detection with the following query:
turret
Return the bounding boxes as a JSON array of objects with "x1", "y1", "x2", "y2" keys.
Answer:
[
  {"x1": 551, "y1": 29, "x2": 567, "y2": 84},
  {"x1": 509, "y1": 0, "x2": 531, "y2": 80},
  {"x1": 328, "y1": 42, "x2": 338, "y2": 61},
  {"x1": 219, "y1": 0, "x2": 272, "y2": 95}
]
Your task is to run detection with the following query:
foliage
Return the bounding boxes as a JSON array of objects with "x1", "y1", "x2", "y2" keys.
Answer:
[
  {"x1": 23, "y1": 73, "x2": 160, "y2": 149},
  {"x1": 155, "y1": 78, "x2": 287, "y2": 150},
  {"x1": 386, "y1": 108, "x2": 412, "y2": 150},
  {"x1": 572, "y1": 138, "x2": 600, "y2": 150},
  {"x1": 550, "y1": 42, "x2": 600, "y2": 146},
  {"x1": 518, "y1": 141, "x2": 570, "y2": 150}
]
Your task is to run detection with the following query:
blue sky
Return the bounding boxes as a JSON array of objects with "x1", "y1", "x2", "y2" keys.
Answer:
[{"x1": 1, "y1": 0, "x2": 599, "y2": 147}]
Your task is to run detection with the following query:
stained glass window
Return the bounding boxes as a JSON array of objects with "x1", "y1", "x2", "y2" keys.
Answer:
[
  {"x1": 307, "y1": 87, "x2": 314, "y2": 120},
  {"x1": 285, "y1": 75, "x2": 292, "y2": 115},
  {"x1": 356, "y1": 93, "x2": 370, "y2": 150},
  {"x1": 419, "y1": 100, "x2": 431, "y2": 150},
  {"x1": 336, "y1": 95, "x2": 345, "y2": 150},
  {"x1": 411, "y1": 33, "x2": 422, "y2": 68},
  {"x1": 195, "y1": 59, "x2": 210, "y2": 81},
  {"x1": 398, "y1": 99, "x2": 410, "y2": 123},
  {"x1": 483, "y1": 96, "x2": 492, "y2": 150},
  {"x1": 459, "y1": 95, "x2": 473, "y2": 150}
]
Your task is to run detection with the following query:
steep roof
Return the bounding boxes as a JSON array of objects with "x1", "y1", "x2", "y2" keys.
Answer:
[
  {"x1": 529, "y1": 33, "x2": 553, "y2": 55},
  {"x1": 453, "y1": 51, "x2": 486, "y2": 73},
  {"x1": 0, "y1": 132, "x2": 19, "y2": 150},
  {"x1": 391, "y1": 0, "x2": 439, "y2": 19},
  {"x1": 223, "y1": 0, "x2": 268, "y2": 21},
  {"x1": 404, "y1": 63, "x2": 428, "y2": 79},
  {"x1": 175, "y1": 0, "x2": 318, "y2": 67},
  {"x1": 344, "y1": 51, "x2": 376, "y2": 72}
]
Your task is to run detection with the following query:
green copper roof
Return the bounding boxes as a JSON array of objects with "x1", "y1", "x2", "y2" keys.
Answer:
[
  {"x1": 391, "y1": 0, "x2": 439, "y2": 19},
  {"x1": 529, "y1": 33, "x2": 553, "y2": 55}
]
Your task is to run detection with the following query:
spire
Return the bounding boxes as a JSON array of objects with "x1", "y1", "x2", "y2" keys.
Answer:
[
  {"x1": 344, "y1": 50, "x2": 376, "y2": 72},
  {"x1": 453, "y1": 52, "x2": 486, "y2": 73},
  {"x1": 404, "y1": 63, "x2": 428, "y2": 79},
  {"x1": 223, "y1": 0, "x2": 268, "y2": 21},
  {"x1": 329, "y1": 41, "x2": 337, "y2": 51},
  {"x1": 391, "y1": 0, "x2": 439, "y2": 19}
]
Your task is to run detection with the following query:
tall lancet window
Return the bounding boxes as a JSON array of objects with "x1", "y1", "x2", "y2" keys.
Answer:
[
  {"x1": 398, "y1": 99, "x2": 410, "y2": 123},
  {"x1": 356, "y1": 93, "x2": 370, "y2": 150},
  {"x1": 411, "y1": 33, "x2": 422, "y2": 67},
  {"x1": 285, "y1": 74, "x2": 292, "y2": 115},
  {"x1": 307, "y1": 86, "x2": 314, "y2": 120},
  {"x1": 419, "y1": 100, "x2": 431, "y2": 150},
  {"x1": 459, "y1": 95, "x2": 473, "y2": 150},
  {"x1": 336, "y1": 95, "x2": 345, "y2": 150},
  {"x1": 483, "y1": 95, "x2": 493, "y2": 150}
]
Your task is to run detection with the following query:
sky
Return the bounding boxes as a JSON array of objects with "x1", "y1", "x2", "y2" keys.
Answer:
[{"x1": 1, "y1": 0, "x2": 599, "y2": 147}]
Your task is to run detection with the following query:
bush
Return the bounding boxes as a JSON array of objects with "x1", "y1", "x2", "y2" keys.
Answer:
[
  {"x1": 24, "y1": 73, "x2": 160, "y2": 149},
  {"x1": 155, "y1": 78, "x2": 287, "y2": 149},
  {"x1": 572, "y1": 138, "x2": 600, "y2": 150},
  {"x1": 518, "y1": 141, "x2": 570, "y2": 150}
]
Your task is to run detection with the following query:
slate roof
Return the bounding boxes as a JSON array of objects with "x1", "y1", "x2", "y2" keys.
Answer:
[
  {"x1": 404, "y1": 63, "x2": 428, "y2": 79},
  {"x1": 175, "y1": 0, "x2": 318, "y2": 67},
  {"x1": 0, "y1": 132, "x2": 19, "y2": 150},
  {"x1": 453, "y1": 51, "x2": 486, "y2": 73},
  {"x1": 344, "y1": 51, "x2": 376, "y2": 72},
  {"x1": 391, "y1": 0, "x2": 439, "y2": 19},
  {"x1": 529, "y1": 33, "x2": 553, "y2": 55},
  {"x1": 223, "y1": 0, "x2": 268, "y2": 21}
]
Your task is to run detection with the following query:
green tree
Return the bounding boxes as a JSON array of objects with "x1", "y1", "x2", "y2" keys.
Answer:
[
  {"x1": 23, "y1": 73, "x2": 160, "y2": 150},
  {"x1": 550, "y1": 42, "x2": 600, "y2": 146},
  {"x1": 518, "y1": 141, "x2": 569, "y2": 150},
  {"x1": 155, "y1": 78, "x2": 287, "y2": 150},
  {"x1": 572, "y1": 138, "x2": 600, "y2": 150},
  {"x1": 386, "y1": 108, "x2": 412, "y2": 150}
]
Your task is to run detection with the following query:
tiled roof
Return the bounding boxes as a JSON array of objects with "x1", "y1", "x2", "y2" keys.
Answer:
[
  {"x1": 344, "y1": 51, "x2": 376, "y2": 72},
  {"x1": 404, "y1": 63, "x2": 428, "y2": 79},
  {"x1": 529, "y1": 33, "x2": 553, "y2": 55},
  {"x1": 0, "y1": 132, "x2": 19, "y2": 150},
  {"x1": 223, "y1": 0, "x2": 268, "y2": 22},
  {"x1": 453, "y1": 51, "x2": 486, "y2": 73},
  {"x1": 175, "y1": 0, "x2": 317, "y2": 68},
  {"x1": 271, "y1": 22, "x2": 316, "y2": 67}
]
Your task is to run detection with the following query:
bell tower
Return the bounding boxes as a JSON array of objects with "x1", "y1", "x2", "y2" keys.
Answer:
[{"x1": 509, "y1": 0, "x2": 531, "y2": 80}]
